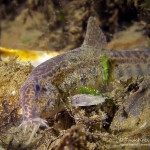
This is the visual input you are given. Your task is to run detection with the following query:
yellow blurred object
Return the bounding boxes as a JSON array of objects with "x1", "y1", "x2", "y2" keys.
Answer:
[{"x1": 0, "y1": 47, "x2": 60, "y2": 66}]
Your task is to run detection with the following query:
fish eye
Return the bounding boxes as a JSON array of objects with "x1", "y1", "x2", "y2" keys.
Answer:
[{"x1": 35, "y1": 84, "x2": 41, "y2": 92}]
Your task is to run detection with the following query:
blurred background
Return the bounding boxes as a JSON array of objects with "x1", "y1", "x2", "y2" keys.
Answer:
[
  {"x1": 0, "y1": 0, "x2": 150, "y2": 64},
  {"x1": 0, "y1": 1, "x2": 150, "y2": 149}
]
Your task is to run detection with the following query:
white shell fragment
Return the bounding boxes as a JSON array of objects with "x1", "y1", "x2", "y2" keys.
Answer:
[
  {"x1": 71, "y1": 94, "x2": 106, "y2": 106},
  {"x1": 11, "y1": 90, "x2": 16, "y2": 95}
]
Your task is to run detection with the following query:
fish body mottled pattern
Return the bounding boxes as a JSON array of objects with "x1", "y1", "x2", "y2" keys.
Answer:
[
  {"x1": 31, "y1": 48, "x2": 150, "y2": 94},
  {"x1": 109, "y1": 50, "x2": 150, "y2": 79},
  {"x1": 20, "y1": 16, "x2": 150, "y2": 123}
]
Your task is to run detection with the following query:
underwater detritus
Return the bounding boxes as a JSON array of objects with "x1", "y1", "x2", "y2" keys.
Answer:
[
  {"x1": 71, "y1": 94, "x2": 106, "y2": 106},
  {"x1": 101, "y1": 54, "x2": 110, "y2": 85},
  {"x1": 78, "y1": 86, "x2": 100, "y2": 96}
]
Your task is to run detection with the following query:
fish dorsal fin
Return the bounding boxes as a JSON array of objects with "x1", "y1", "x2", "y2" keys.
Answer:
[{"x1": 81, "y1": 16, "x2": 107, "y2": 50}]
